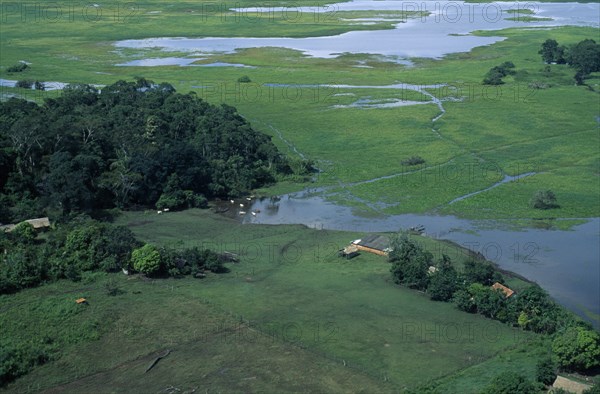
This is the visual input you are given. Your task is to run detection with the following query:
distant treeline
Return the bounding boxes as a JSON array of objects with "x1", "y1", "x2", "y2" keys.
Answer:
[{"x1": 0, "y1": 79, "x2": 313, "y2": 224}]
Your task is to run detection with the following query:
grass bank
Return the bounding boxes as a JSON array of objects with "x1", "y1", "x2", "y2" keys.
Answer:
[{"x1": 1, "y1": 209, "x2": 540, "y2": 392}]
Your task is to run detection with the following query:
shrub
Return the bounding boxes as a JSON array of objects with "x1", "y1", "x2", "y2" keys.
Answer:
[
  {"x1": 104, "y1": 277, "x2": 123, "y2": 296},
  {"x1": 0, "y1": 342, "x2": 52, "y2": 386},
  {"x1": 483, "y1": 61, "x2": 516, "y2": 85},
  {"x1": 15, "y1": 80, "x2": 33, "y2": 89},
  {"x1": 552, "y1": 326, "x2": 600, "y2": 372},
  {"x1": 401, "y1": 156, "x2": 426, "y2": 166},
  {"x1": 453, "y1": 289, "x2": 476, "y2": 313},
  {"x1": 6, "y1": 63, "x2": 28, "y2": 73},
  {"x1": 463, "y1": 259, "x2": 496, "y2": 285},
  {"x1": 530, "y1": 190, "x2": 559, "y2": 210},
  {"x1": 427, "y1": 256, "x2": 460, "y2": 302},
  {"x1": 10, "y1": 222, "x2": 36, "y2": 244},
  {"x1": 481, "y1": 371, "x2": 539, "y2": 394},
  {"x1": 536, "y1": 355, "x2": 557, "y2": 385},
  {"x1": 389, "y1": 234, "x2": 432, "y2": 291},
  {"x1": 237, "y1": 75, "x2": 251, "y2": 83},
  {"x1": 131, "y1": 244, "x2": 162, "y2": 276}
]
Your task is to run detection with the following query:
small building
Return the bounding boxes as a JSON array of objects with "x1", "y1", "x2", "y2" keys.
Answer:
[
  {"x1": 428, "y1": 266, "x2": 438, "y2": 275},
  {"x1": 1, "y1": 217, "x2": 51, "y2": 233},
  {"x1": 339, "y1": 244, "x2": 360, "y2": 259},
  {"x1": 491, "y1": 282, "x2": 515, "y2": 298},
  {"x1": 352, "y1": 235, "x2": 391, "y2": 256}
]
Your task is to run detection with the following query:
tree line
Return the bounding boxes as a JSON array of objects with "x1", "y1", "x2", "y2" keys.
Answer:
[
  {"x1": 539, "y1": 38, "x2": 600, "y2": 84},
  {"x1": 0, "y1": 216, "x2": 235, "y2": 384},
  {"x1": 389, "y1": 233, "x2": 600, "y2": 390},
  {"x1": 0, "y1": 78, "x2": 313, "y2": 224},
  {"x1": 0, "y1": 218, "x2": 231, "y2": 296}
]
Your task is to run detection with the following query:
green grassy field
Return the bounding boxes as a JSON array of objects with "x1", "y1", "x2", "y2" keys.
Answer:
[
  {"x1": 1, "y1": 2, "x2": 598, "y2": 393},
  {"x1": 1, "y1": 0, "x2": 598, "y2": 220},
  {"x1": 1, "y1": 209, "x2": 542, "y2": 393}
]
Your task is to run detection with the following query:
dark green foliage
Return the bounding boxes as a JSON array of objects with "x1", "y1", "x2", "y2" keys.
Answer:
[
  {"x1": 539, "y1": 39, "x2": 566, "y2": 64},
  {"x1": 62, "y1": 221, "x2": 140, "y2": 273},
  {"x1": 530, "y1": 190, "x2": 559, "y2": 210},
  {"x1": 428, "y1": 255, "x2": 460, "y2": 301},
  {"x1": 0, "y1": 341, "x2": 53, "y2": 385},
  {"x1": 552, "y1": 326, "x2": 600, "y2": 372},
  {"x1": 469, "y1": 283, "x2": 507, "y2": 320},
  {"x1": 160, "y1": 245, "x2": 226, "y2": 277},
  {"x1": 237, "y1": 75, "x2": 252, "y2": 83},
  {"x1": 10, "y1": 222, "x2": 36, "y2": 245},
  {"x1": 156, "y1": 174, "x2": 207, "y2": 211},
  {"x1": 481, "y1": 371, "x2": 539, "y2": 394},
  {"x1": 0, "y1": 79, "x2": 296, "y2": 218},
  {"x1": 6, "y1": 63, "x2": 28, "y2": 73},
  {"x1": 387, "y1": 238, "x2": 578, "y2": 335},
  {"x1": 0, "y1": 220, "x2": 140, "y2": 294},
  {"x1": 401, "y1": 156, "x2": 426, "y2": 166},
  {"x1": 453, "y1": 289, "x2": 476, "y2": 313},
  {"x1": 15, "y1": 80, "x2": 33, "y2": 89},
  {"x1": 0, "y1": 215, "x2": 230, "y2": 294},
  {"x1": 34, "y1": 81, "x2": 45, "y2": 91},
  {"x1": 513, "y1": 285, "x2": 566, "y2": 334},
  {"x1": 536, "y1": 355, "x2": 557, "y2": 386},
  {"x1": 389, "y1": 234, "x2": 431, "y2": 290},
  {"x1": 483, "y1": 61, "x2": 516, "y2": 85},
  {"x1": 463, "y1": 259, "x2": 496, "y2": 286},
  {"x1": 566, "y1": 39, "x2": 600, "y2": 75},
  {"x1": 540, "y1": 38, "x2": 600, "y2": 83},
  {"x1": 575, "y1": 70, "x2": 587, "y2": 85}
]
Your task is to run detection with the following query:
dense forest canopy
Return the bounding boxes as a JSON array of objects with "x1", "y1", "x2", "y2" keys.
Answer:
[{"x1": 0, "y1": 79, "x2": 311, "y2": 223}]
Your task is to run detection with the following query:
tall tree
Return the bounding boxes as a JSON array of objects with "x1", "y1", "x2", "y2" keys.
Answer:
[{"x1": 539, "y1": 39, "x2": 566, "y2": 64}]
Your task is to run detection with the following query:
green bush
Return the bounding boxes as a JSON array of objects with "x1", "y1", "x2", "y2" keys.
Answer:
[
  {"x1": 15, "y1": 80, "x2": 33, "y2": 89},
  {"x1": 10, "y1": 222, "x2": 36, "y2": 244},
  {"x1": 530, "y1": 190, "x2": 559, "y2": 210},
  {"x1": 481, "y1": 371, "x2": 539, "y2": 394},
  {"x1": 427, "y1": 256, "x2": 460, "y2": 302},
  {"x1": 0, "y1": 342, "x2": 53, "y2": 386},
  {"x1": 401, "y1": 156, "x2": 426, "y2": 166},
  {"x1": 463, "y1": 259, "x2": 496, "y2": 285},
  {"x1": 536, "y1": 355, "x2": 557, "y2": 385},
  {"x1": 483, "y1": 61, "x2": 516, "y2": 85},
  {"x1": 6, "y1": 63, "x2": 28, "y2": 73},
  {"x1": 552, "y1": 326, "x2": 600, "y2": 372},
  {"x1": 389, "y1": 234, "x2": 431, "y2": 291},
  {"x1": 131, "y1": 244, "x2": 162, "y2": 275}
]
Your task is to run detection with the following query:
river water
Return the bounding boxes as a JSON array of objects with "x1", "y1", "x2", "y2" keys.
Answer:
[
  {"x1": 242, "y1": 194, "x2": 599, "y2": 326},
  {"x1": 113, "y1": 0, "x2": 600, "y2": 325},
  {"x1": 115, "y1": 1, "x2": 600, "y2": 60},
  {"x1": 7, "y1": 0, "x2": 599, "y2": 324}
]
